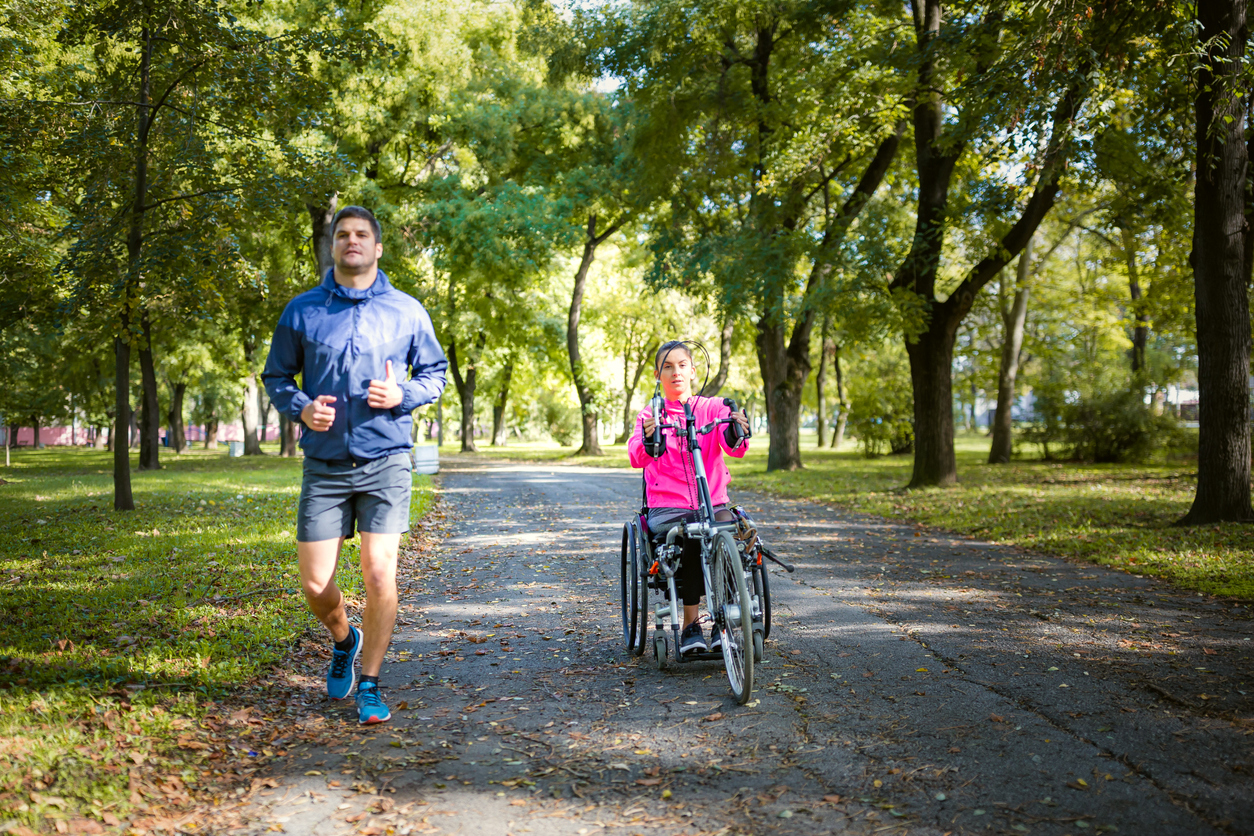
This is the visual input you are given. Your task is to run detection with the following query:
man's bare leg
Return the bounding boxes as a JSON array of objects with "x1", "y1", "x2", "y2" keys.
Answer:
[
  {"x1": 298, "y1": 537, "x2": 349, "y2": 641},
  {"x1": 358, "y1": 531, "x2": 401, "y2": 677}
]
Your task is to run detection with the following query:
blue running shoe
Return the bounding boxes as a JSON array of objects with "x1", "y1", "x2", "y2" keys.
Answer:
[
  {"x1": 327, "y1": 625, "x2": 361, "y2": 700},
  {"x1": 355, "y1": 681, "x2": 391, "y2": 725}
]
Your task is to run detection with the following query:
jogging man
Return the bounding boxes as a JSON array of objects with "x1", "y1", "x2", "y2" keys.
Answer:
[{"x1": 263, "y1": 205, "x2": 446, "y2": 724}]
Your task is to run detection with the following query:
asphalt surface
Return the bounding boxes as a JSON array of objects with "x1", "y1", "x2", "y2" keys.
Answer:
[{"x1": 227, "y1": 458, "x2": 1253, "y2": 836}]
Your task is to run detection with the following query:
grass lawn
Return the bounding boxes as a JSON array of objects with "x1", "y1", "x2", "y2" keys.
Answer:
[
  {"x1": 441, "y1": 432, "x2": 1253, "y2": 600},
  {"x1": 0, "y1": 445, "x2": 433, "y2": 833}
]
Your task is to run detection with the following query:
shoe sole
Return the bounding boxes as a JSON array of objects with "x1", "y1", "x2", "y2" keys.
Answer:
[
  {"x1": 359, "y1": 711, "x2": 391, "y2": 725},
  {"x1": 327, "y1": 627, "x2": 361, "y2": 701},
  {"x1": 680, "y1": 642, "x2": 708, "y2": 655}
]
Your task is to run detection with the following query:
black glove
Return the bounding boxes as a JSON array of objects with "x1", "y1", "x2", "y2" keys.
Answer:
[{"x1": 723, "y1": 422, "x2": 744, "y2": 448}]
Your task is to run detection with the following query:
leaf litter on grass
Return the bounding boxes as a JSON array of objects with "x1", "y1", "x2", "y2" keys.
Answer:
[{"x1": 0, "y1": 447, "x2": 438, "y2": 833}]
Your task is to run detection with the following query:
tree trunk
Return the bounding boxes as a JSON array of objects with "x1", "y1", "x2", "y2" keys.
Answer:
[
  {"x1": 111, "y1": 27, "x2": 155, "y2": 510},
  {"x1": 203, "y1": 415, "x2": 219, "y2": 450},
  {"x1": 94, "y1": 425, "x2": 108, "y2": 450},
  {"x1": 699, "y1": 314, "x2": 735, "y2": 397},
  {"x1": 436, "y1": 393, "x2": 444, "y2": 446},
  {"x1": 491, "y1": 360, "x2": 513, "y2": 446},
  {"x1": 816, "y1": 316, "x2": 830, "y2": 447},
  {"x1": 279, "y1": 413, "x2": 298, "y2": 457},
  {"x1": 113, "y1": 334, "x2": 134, "y2": 508},
  {"x1": 447, "y1": 337, "x2": 482, "y2": 453},
  {"x1": 830, "y1": 344, "x2": 847, "y2": 449},
  {"x1": 1180, "y1": 0, "x2": 1254, "y2": 524},
  {"x1": 258, "y1": 387, "x2": 269, "y2": 445},
  {"x1": 137, "y1": 310, "x2": 161, "y2": 470},
  {"x1": 989, "y1": 240, "x2": 1032, "y2": 464},
  {"x1": 1119, "y1": 224, "x2": 1149, "y2": 374},
  {"x1": 240, "y1": 339, "x2": 263, "y2": 455},
  {"x1": 568, "y1": 214, "x2": 619, "y2": 456},
  {"x1": 308, "y1": 194, "x2": 338, "y2": 280},
  {"x1": 32, "y1": 416, "x2": 40, "y2": 448},
  {"x1": 755, "y1": 317, "x2": 809, "y2": 471},
  {"x1": 905, "y1": 315, "x2": 959, "y2": 488},
  {"x1": 617, "y1": 351, "x2": 650, "y2": 445},
  {"x1": 168, "y1": 380, "x2": 187, "y2": 454}
]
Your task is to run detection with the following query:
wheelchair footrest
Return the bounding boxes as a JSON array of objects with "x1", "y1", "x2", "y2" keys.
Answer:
[{"x1": 673, "y1": 650, "x2": 724, "y2": 663}]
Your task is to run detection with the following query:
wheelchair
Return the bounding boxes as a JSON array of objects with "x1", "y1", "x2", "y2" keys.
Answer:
[{"x1": 618, "y1": 399, "x2": 794, "y2": 704}]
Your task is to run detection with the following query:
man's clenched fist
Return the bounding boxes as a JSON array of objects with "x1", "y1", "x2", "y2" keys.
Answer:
[{"x1": 301, "y1": 395, "x2": 337, "y2": 432}]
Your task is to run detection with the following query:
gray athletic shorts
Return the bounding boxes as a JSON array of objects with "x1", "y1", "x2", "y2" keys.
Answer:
[{"x1": 297, "y1": 452, "x2": 413, "y2": 543}]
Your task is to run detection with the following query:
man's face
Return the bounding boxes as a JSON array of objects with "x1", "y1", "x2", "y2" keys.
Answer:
[{"x1": 332, "y1": 217, "x2": 382, "y2": 273}]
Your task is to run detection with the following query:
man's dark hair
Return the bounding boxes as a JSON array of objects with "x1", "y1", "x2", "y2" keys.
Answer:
[
  {"x1": 332, "y1": 205, "x2": 382, "y2": 243},
  {"x1": 655, "y1": 340, "x2": 692, "y2": 370}
]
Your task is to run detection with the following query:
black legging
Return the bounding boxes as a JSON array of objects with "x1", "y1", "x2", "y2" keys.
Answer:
[{"x1": 646, "y1": 506, "x2": 734, "y2": 605}]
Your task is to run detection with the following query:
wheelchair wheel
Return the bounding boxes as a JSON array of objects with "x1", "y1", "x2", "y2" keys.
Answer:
[
  {"x1": 653, "y1": 633, "x2": 668, "y2": 670},
  {"x1": 620, "y1": 523, "x2": 645, "y2": 656},
  {"x1": 630, "y1": 521, "x2": 650, "y2": 655},
  {"x1": 712, "y1": 531, "x2": 754, "y2": 704},
  {"x1": 751, "y1": 556, "x2": 772, "y2": 641},
  {"x1": 753, "y1": 631, "x2": 765, "y2": 663}
]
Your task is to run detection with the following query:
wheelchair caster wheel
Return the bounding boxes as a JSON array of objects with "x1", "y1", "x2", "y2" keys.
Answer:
[
  {"x1": 753, "y1": 631, "x2": 764, "y2": 663},
  {"x1": 653, "y1": 634, "x2": 668, "y2": 670}
]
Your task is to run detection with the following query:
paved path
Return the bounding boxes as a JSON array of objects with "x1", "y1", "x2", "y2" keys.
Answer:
[{"x1": 226, "y1": 458, "x2": 1252, "y2": 836}]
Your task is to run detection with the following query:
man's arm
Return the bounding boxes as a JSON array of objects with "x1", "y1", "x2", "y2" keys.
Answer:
[
  {"x1": 262, "y1": 318, "x2": 312, "y2": 421},
  {"x1": 396, "y1": 308, "x2": 448, "y2": 413}
]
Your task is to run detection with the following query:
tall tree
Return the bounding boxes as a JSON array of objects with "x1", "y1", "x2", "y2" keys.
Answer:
[
  {"x1": 888, "y1": 0, "x2": 1154, "y2": 487},
  {"x1": 1180, "y1": 0, "x2": 1254, "y2": 524}
]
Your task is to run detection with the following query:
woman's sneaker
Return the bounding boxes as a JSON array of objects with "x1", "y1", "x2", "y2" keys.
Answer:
[
  {"x1": 327, "y1": 625, "x2": 361, "y2": 700},
  {"x1": 680, "y1": 623, "x2": 707, "y2": 655},
  {"x1": 355, "y1": 681, "x2": 391, "y2": 725},
  {"x1": 709, "y1": 629, "x2": 723, "y2": 653}
]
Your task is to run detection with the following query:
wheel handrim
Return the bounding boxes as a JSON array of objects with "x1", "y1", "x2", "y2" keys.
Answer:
[{"x1": 620, "y1": 525, "x2": 633, "y2": 649}]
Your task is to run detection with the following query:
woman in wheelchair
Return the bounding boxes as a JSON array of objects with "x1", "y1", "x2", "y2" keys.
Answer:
[{"x1": 627, "y1": 340, "x2": 751, "y2": 657}]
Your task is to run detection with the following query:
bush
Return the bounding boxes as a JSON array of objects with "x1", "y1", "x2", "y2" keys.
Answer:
[
  {"x1": 847, "y1": 348, "x2": 913, "y2": 458},
  {"x1": 537, "y1": 389, "x2": 579, "y2": 446},
  {"x1": 1022, "y1": 388, "x2": 1186, "y2": 464}
]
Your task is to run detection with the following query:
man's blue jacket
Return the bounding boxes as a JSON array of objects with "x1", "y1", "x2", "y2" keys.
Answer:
[{"x1": 262, "y1": 270, "x2": 447, "y2": 462}]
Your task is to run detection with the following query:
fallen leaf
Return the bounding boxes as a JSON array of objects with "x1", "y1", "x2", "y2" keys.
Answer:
[
  {"x1": 822, "y1": 794, "x2": 842, "y2": 804},
  {"x1": 701, "y1": 712, "x2": 725, "y2": 723},
  {"x1": 636, "y1": 778, "x2": 662, "y2": 786}
]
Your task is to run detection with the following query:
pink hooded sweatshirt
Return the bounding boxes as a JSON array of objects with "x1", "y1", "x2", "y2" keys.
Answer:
[{"x1": 627, "y1": 396, "x2": 749, "y2": 509}]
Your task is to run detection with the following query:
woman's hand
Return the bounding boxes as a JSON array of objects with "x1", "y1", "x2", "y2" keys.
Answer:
[
  {"x1": 642, "y1": 415, "x2": 656, "y2": 436},
  {"x1": 731, "y1": 409, "x2": 749, "y2": 435}
]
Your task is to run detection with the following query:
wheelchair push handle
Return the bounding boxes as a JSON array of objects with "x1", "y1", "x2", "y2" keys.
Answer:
[
  {"x1": 723, "y1": 398, "x2": 751, "y2": 445},
  {"x1": 645, "y1": 394, "x2": 667, "y2": 458}
]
